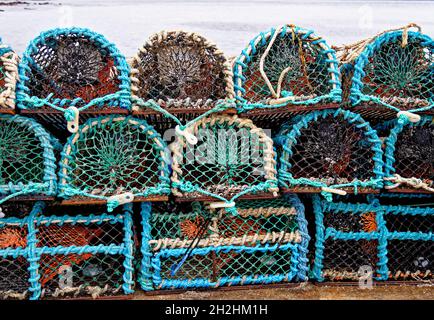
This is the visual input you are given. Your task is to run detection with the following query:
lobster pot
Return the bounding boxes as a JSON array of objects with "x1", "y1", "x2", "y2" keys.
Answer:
[
  {"x1": 384, "y1": 116, "x2": 433, "y2": 193},
  {"x1": 130, "y1": 30, "x2": 234, "y2": 123},
  {"x1": 276, "y1": 109, "x2": 383, "y2": 196},
  {"x1": 311, "y1": 195, "x2": 434, "y2": 282},
  {"x1": 0, "y1": 41, "x2": 19, "y2": 112},
  {"x1": 0, "y1": 202, "x2": 135, "y2": 300},
  {"x1": 139, "y1": 194, "x2": 309, "y2": 290},
  {"x1": 349, "y1": 29, "x2": 434, "y2": 118},
  {"x1": 233, "y1": 24, "x2": 341, "y2": 115},
  {"x1": 0, "y1": 203, "x2": 37, "y2": 300},
  {"x1": 170, "y1": 114, "x2": 278, "y2": 202},
  {"x1": 35, "y1": 203, "x2": 134, "y2": 299},
  {"x1": 58, "y1": 116, "x2": 170, "y2": 208},
  {"x1": 16, "y1": 28, "x2": 131, "y2": 132},
  {"x1": 0, "y1": 115, "x2": 58, "y2": 201}
]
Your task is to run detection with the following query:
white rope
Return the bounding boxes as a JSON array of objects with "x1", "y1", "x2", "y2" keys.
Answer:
[{"x1": 385, "y1": 174, "x2": 434, "y2": 193}]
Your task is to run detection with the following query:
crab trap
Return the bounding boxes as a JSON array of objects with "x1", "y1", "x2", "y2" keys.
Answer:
[
  {"x1": 311, "y1": 195, "x2": 434, "y2": 282},
  {"x1": 130, "y1": 30, "x2": 235, "y2": 128},
  {"x1": 16, "y1": 27, "x2": 131, "y2": 134},
  {"x1": 347, "y1": 25, "x2": 434, "y2": 120},
  {"x1": 139, "y1": 194, "x2": 309, "y2": 290},
  {"x1": 233, "y1": 24, "x2": 341, "y2": 120},
  {"x1": 0, "y1": 115, "x2": 58, "y2": 204},
  {"x1": 275, "y1": 109, "x2": 384, "y2": 198},
  {"x1": 58, "y1": 115, "x2": 171, "y2": 208},
  {"x1": 0, "y1": 39, "x2": 19, "y2": 113},
  {"x1": 170, "y1": 114, "x2": 279, "y2": 205},
  {"x1": 0, "y1": 201, "x2": 134, "y2": 300},
  {"x1": 383, "y1": 116, "x2": 433, "y2": 193}
]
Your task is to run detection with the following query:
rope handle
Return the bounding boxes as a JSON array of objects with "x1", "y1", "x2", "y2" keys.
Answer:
[
  {"x1": 397, "y1": 111, "x2": 421, "y2": 123},
  {"x1": 321, "y1": 186, "x2": 347, "y2": 196},
  {"x1": 107, "y1": 193, "x2": 135, "y2": 212},
  {"x1": 175, "y1": 125, "x2": 198, "y2": 145},
  {"x1": 66, "y1": 106, "x2": 80, "y2": 133},
  {"x1": 209, "y1": 201, "x2": 236, "y2": 209},
  {"x1": 334, "y1": 23, "x2": 422, "y2": 64}
]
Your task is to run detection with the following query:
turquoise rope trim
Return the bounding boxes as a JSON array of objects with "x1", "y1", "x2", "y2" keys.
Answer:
[
  {"x1": 27, "y1": 201, "x2": 45, "y2": 300},
  {"x1": 0, "y1": 115, "x2": 58, "y2": 205},
  {"x1": 132, "y1": 97, "x2": 236, "y2": 131},
  {"x1": 312, "y1": 195, "x2": 434, "y2": 282},
  {"x1": 350, "y1": 30, "x2": 434, "y2": 113},
  {"x1": 153, "y1": 243, "x2": 299, "y2": 289},
  {"x1": 16, "y1": 27, "x2": 131, "y2": 115},
  {"x1": 58, "y1": 115, "x2": 171, "y2": 212},
  {"x1": 139, "y1": 202, "x2": 154, "y2": 291},
  {"x1": 276, "y1": 108, "x2": 384, "y2": 200},
  {"x1": 384, "y1": 115, "x2": 433, "y2": 188},
  {"x1": 285, "y1": 194, "x2": 310, "y2": 281},
  {"x1": 233, "y1": 25, "x2": 342, "y2": 112},
  {"x1": 0, "y1": 202, "x2": 134, "y2": 299},
  {"x1": 121, "y1": 203, "x2": 135, "y2": 294}
]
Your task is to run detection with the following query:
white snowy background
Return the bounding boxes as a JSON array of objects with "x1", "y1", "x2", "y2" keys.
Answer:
[{"x1": 0, "y1": 0, "x2": 433, "y2": 57}]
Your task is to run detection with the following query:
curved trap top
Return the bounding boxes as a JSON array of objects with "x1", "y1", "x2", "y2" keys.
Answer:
[
  {"x1": 384, "y1": 115, "x2": 433, "y2": 193},
  {"x1": 0, "y1": 115, "x2": 58, "y2": 203},
  {"x1": 170, "y1": 114, "x2": 278, "y2": 208},
  {"x1": 276, "y1": 109, "x2": 384, "y2": 199},
  {"x1": 16, "y1": 28, "x2": 131, "y2": 123},
  {"x1": 58, "y1": 115, "x2": 171, "y2": 211},
  {"x1": 0, "y1": 39, "x2": 19, "y2": 112},
  {"x1": 349, "y1": 27, "x2": 434, "y2": 116},
  {"x1": 130, "y1": 30, "x2": 234, "y2": 113},
  {"x1": 233, "y1": 24, "x2": 341, "y2": 112}
]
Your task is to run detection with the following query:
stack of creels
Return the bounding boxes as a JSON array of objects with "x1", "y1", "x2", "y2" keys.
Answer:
[
  {"x1": 311, "y1": 194, "x2": 433, "y2": 282},
  {"x1": 233, "y1": 24, "x2": 341, "y2": 120},
  {"x1": 129, "y1": 30, "x2": 235, "y2": 130},
  {"x1": 0, "y1": 38, "x2": 19, "y2": 113},
  {"x1": 16, "y1": 27, "x2": 131, "y2": 134},
  {"x1": 139, "y1": 194, "x2": 309, "y2": 290},
  {"x1": 0, "y1": 202, "x2": 134, "y2": 300}
]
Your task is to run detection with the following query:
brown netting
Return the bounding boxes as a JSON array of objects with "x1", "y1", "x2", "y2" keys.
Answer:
[
  {"x1": 393, "y1": 124, "x2": 434, "y2": 188},
  {"x1": 284, "y1": 114, "x2": 375, "y2": 187},
  {"x1": 131, "y1": 30, "x2": 233, "y2": 105},
  {"x1": 26, "y1": 34, "x2": 120, "y2": 108}
]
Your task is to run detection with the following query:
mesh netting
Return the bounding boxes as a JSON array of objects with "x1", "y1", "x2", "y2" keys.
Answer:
[
  {"x1": 171, "y1": 115, "x2": 278, "y2": 201},
  {"x1": 130, "y1": 30, "x2": 233, "y2": 109},
  {"x1": 312, "y1": 196, "x2": 434, "y2": 282},
  {"x1": 0, "y1": 115, "x2": 57, "y2": 199},
  {"x1": 384, "y1": 117, "x2": 433, "y2": 192},
  {"x1": 140, "y1": 195, "x2": 309, "y2": 290},
  {"x1": 277, "y1": 109, "x2": 383, "y2": 194},
  {"x1": 0, "y1": 44, "x2": 19, "y2": 111},
  {"x1": 233, "y1": 25, "x2": 341, "y2": 110},
  {"x1": 17, "y1": 28, "x2": 130, "y2": 111},
  {"x1": 350, "y1": 31, "x2": 434, "y2": 112},
  {"x1": 59, "y1": 115, "x2": 170, "y2": 204},
  {"x1": 388, "y1": 240, "x2": 432, "y2": 280},
  {"x1": 35, "y1": 204, "x2": 134, "y2": 299}
]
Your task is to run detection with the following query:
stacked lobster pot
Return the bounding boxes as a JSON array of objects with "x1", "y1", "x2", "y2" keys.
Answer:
[
  {"x1": 233, "y1": 24, "x2": 383, "y2": 199},
  {"x1": 130, "y1": 30, "x2": 309, "y2": 290},
  {"x1": 139, "y1": 195, "x2": 309, "y2": 290},
  {"x1": 308, "y1": 24, "x2": 433, "y2": 284},
  {"x1": 311, "y1": 194, "x2": 433, "y2": 282},
  {"x1": 0, "y1": 27, "x2": 161, "y2": 300}
]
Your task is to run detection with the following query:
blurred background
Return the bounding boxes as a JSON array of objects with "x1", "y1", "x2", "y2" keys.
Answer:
[{"x1": 0, "y1": 0, "x2": 433, "y2": 56}]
